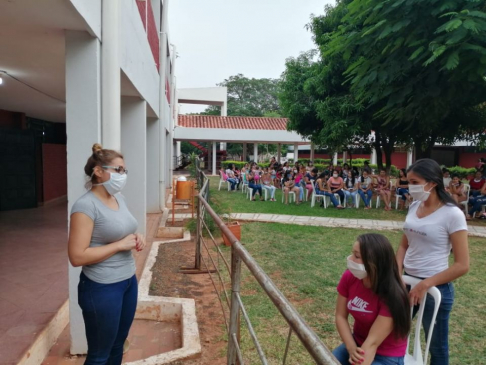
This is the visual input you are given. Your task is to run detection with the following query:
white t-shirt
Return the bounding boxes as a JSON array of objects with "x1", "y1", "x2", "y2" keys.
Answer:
[
  {"x1": 403, "y1": 201, "x2": 468, "y2": 278},
  {"x1": 226, "y1": 169, "x2": 234, "y2": 178}
]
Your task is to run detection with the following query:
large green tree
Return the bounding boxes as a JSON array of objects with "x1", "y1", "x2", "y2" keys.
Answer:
[
  {"x1": 327, "y1": 0, "x2": 486, "y2": 158},
  {"x1": 202, "y1": 74, "x2": 281, "y2": 117},
  {"x1": 280, "y1": 1, "x2": 402, "y2": 170}
]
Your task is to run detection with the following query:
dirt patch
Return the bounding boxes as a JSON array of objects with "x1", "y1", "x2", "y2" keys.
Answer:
[{"x1": 150, "y1": 239, "x2": 227, "y2": 365}]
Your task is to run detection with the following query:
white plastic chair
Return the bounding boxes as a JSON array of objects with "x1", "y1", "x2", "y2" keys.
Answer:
[
  {"x1": 460, "y1": 184, "x2": 470, "y2": 215},
  {"x1": 241, "y1": 173, "x2": 249, "y2": 194},
  {"x1": 402, "y1": 275, "x2": 442, "y2": 365},
  {"x1": 281, "y1": 187, "x2": 296, "y2": 204},
  {"x1": 218, "y1": 171, "x2": 230, "y2": 191},
  {"x1": 310, "y1": 182, "x2": 325, "y2": 208}
]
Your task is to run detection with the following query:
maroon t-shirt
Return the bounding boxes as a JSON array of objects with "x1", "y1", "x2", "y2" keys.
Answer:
[{"x1": 337, "y1": 270, "x2": 407, "y2": 357}]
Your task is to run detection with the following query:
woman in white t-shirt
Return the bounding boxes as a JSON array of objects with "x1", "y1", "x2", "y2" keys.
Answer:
[{"x1": 396, "y1": 159, "x2": 469, "y2": 365}]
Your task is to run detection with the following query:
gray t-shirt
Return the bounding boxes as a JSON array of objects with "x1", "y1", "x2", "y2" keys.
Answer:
[{"x1": 71, "y1": 191, "x2": 138, "y2": 284}]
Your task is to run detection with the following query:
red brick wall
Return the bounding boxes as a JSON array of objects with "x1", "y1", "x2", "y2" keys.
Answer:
[
  {"x1": 42, "y1": 144, "x2": 67, "y2": 202},
  {"x1": 136, "y1": 0, "x2": 160, "y2": 70},
  {"x1": 459, "y1": 152, "x2": 485, "y2": 168}
]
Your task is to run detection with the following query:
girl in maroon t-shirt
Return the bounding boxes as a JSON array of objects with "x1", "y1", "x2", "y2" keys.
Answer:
[{"x1": 333, "y1": 234, "x2": 411, "y2": 365}]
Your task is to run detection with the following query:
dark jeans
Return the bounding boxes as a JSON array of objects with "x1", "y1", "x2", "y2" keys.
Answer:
[
  {"x1": 227, "y1": 178, "x2": 237, "y2": 190},
  {"x1": 249, "y1": 183, "x2": 262, "y2": 197},
  {"x1": 396, "y1": 188, "x2": 409, "y2": 201},
  {"x1": 315, "y1": 189, "x2": 340, "y2": 207},
  {"x1": 333, "y1": 343, "x2": 404, "y2": 365},
  {"x1": 358, "y1": 189, "x2": 373, "y2": 207},
  {"x1": 469, "y1": 195, "x2": 486, "y2": 216},
  {"x1": 78, "y1": 272, "x2": 138, "y2": 365},
  {"x1": 332, "y1": 189, "x2": 345, "y2": 204}
]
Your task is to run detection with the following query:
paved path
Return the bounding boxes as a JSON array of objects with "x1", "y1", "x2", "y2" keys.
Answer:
[{"x1": 173, "y1": 213, "x2": 486, "y2": 238}]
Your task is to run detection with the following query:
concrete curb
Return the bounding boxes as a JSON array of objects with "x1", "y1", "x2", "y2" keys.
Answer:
[{"x1": 125, "y1": 231, "x2": 201, "y2": 364}]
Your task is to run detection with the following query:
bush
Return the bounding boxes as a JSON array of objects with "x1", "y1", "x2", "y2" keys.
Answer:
[{"x1": 447, "y1": 166, "x2": 477, "y2": 179}]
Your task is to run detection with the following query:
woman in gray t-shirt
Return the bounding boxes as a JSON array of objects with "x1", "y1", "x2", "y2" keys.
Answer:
[{"x1": 68, "y1": 143, "x2": 146, "y2": 365}]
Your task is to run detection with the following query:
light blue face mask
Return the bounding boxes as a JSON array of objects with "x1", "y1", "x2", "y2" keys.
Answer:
[{"x1": 93, "y1": 172, "x2": 127, "y2": 195}]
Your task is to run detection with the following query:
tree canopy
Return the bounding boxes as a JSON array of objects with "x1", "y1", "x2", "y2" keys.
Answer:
[
  {"x1": 280, "y1": 0, "x2": 486, "y2": 164},
  {"x1": 201, "y1": 74, "x2": 281, "y2": 117}
]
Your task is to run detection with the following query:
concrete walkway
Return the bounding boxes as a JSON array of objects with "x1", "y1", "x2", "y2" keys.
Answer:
[{"x1": 173, "y1": 213, "x2": 486, "y2": 238}]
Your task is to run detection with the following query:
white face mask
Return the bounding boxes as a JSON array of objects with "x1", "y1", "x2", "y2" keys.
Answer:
[
  {"x1": 347, "y1": 255, "x2": 367, "y2": 279},
  {"x1": 94, "y1": 172, "x2": 127, "y2": 195},
  {"x1": 408, "y1": 183, "x2": 433, "y2": 202},
  {"x1": 333, "y1": 173, "x2": 339, "y2": 178}
]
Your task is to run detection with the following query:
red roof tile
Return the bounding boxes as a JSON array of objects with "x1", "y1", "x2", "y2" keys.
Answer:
[{"x1": 177, "y1": 115, "x2": 289, "y2": 130}]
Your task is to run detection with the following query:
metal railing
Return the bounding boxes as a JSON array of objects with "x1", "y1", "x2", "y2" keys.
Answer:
[{"x1": 192, "y1": 166, "x2": 339, "y2": 365}]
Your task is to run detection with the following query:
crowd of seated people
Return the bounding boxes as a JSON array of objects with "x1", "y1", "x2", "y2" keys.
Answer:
[{"x1": 218, "y1": 159, "x2": 419, "y2": 211}]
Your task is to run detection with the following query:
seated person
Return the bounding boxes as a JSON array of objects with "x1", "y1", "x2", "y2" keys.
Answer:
[
  {"x1": 343, "y1": 170, "x2": 359, "y2": 208},
  {"x1": 358, "y1": 170, "x2": 373, "y2": 209},
  {"x1": 247, "y1": 170, "x2": 263, "y2": 201},
  {"x1": 332, "y1": 234, "x2": 410, "y2": 365},
  {"x1": 442, "y1": 168, "x2": 451, "y2": 192},
  {"x1": 467, "y1": 180, "x2": 486, "y2": 219},
  {"x1": 328, "y1": 169, "x2": 345, "y2": 206},
  {"x1": 225, "y1": 165, "x2": 238, "y2": 191},
  {"x1": 261, "y1": 170, "x2": 276, "y2": 201},
  {"x1": 294, "y1": 168, "x2": 306, "y2": 202},
  {"x1": 315, "y1": 172, "x2": 344, "y2": 209},
  {"x1": 395, "y1": 168, "x2": 411, "y2": 210},
  {"x1": 282, "y1": 171, "x2": 301, "y2": 205},
  {"x1": 469, "y1": 170, "x2": 485, "y2": 198},
  {"x1": 372, "y1": 169, "x2": 391, "y2": 211},
  {"x1": 449, "y1": 175, "x2": 467, "y2": 204}
]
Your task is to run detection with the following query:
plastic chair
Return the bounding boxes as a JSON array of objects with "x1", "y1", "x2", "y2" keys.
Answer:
[
  {"x1": 460, "y1": 184, "x2": 470, "y2": 215},
  {"x1": 218, "y1": 171, "x2": 230, "y2": 191},
  {"x1": 402, "y1": 275, "x2": 442, "y2": 365},
  {"x1": 310, "y1": 182, "x2": 325, "y2": 208},
  {"x1": 281, "y1": 187, "x2": 296, "y2": 204},
  {"x1": 241, "y1": 173, "x2": 249, "y2": 194}
]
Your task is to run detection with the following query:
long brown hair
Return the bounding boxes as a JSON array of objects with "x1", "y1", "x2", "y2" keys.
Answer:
[
  {"x1": 84, "y1": 143, "x2": 123, "y2": 186},
  {"x1": 358, "y1": 233, "x2": 411, "y2": 338}
]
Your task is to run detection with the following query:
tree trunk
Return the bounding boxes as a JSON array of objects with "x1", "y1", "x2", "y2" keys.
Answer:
[
  {"x1": 382, "y1": 136, "x2": 395, "y2": 174},
  {"x1": 414, "y1": 135, "x2": 437, "y2": 160},
  {"x1": 374, "y1": 136, "x2": 384, "y2": 171}
]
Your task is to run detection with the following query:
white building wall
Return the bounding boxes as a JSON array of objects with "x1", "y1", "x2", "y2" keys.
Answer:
[
  {"x1": 120, "y1": 0, "x2": 160, "y2": 117},
  {"x1": 69, "y1": 0, "x2": 102, "y2": 38},
  {"x1": 65, "y1": 30, "x2": 101, "y2": 354}
]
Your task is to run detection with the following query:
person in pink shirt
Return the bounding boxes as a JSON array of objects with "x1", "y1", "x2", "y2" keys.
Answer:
[{"x1": 333, "y1": 233, "x2": 410, "y2": 365}]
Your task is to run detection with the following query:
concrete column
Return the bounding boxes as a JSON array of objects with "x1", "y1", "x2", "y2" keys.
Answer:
[
  {"x1": 158, "y1": 0, "x2": 169, "y2": 210},
  {"x1": 176, "y1": 141, "x2": 181, "y2": 161},
  {"x1": 121, "y1": 97, "x2": 147, "y2": 235},
  {"x1": 212, "y1": 141, "x2": 217, "y2": 175},
  {"x1": 407, "y1": 148, "x2": 414, "y2": 167},
  {"x1": 371, "y1": 148, "x2": 377, "y2": 165},
  {"x1": 294, "y1": 143, "x2": 299, "y2": 162},
  {"x1": 277, "y1": 143, "x2": 281, "y2": 163},
  {"x1": 166, "y1": 132, "x2": 171, "y2": 187},
  {"x1": 146, "y1": 117, "x2": 160, "y2": 213},
  {"x1": 101, "y1": 0, "x2": 120, "y2": 150},
  {"x1": 66, "y1": 30, "x2": 101, "y2": 354},
  {"x1": 243, "y1": 143, "x2": 247, "y2": 162},
  {"x1": 310, "y1": 143, "x2": 315, "y2": 161},
  {"x1": 207, "y1": 141, "x2": 212, "y2": 171},
  {"x1": 333, "y1": 152, "x2": 338, "y2": 165},
  {"x1": 254, "y1": 143, "x2": 258, "y2": 163},
  {"x1": 343, "y1": 151, "x2": 348, "y2": 163}
]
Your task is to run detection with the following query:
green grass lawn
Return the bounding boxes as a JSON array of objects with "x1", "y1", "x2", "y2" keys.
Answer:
[
  {"x1": 216, "y1": 223, "x2": 486, "y2": 365},
  {"x1": 208, "y1": 176, "x2": 486, "y2": 227}
]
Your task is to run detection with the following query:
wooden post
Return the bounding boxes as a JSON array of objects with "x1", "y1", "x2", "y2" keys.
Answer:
[{"x1": 227, "y1": 244, "x2": 242, "y2": 364}]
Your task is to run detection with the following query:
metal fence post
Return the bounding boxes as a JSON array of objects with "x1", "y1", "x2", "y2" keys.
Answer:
[
  {"x1": 195, "y1": 194, "x2": 202, "y2": 271},
  {"x1": 227, "y1": 244, "x2": 242, "y2": 365}
]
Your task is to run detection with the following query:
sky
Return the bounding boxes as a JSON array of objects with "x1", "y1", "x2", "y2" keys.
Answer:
[{"x1": 169, "y1": 0, "x2": 335, "y2": 114}]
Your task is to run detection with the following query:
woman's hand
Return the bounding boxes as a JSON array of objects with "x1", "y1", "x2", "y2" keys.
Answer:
[
  {"x1": 117, "y1": 234, "x2": 137, "y2": 251},
  {"x1": 349, "y1": 347, "x2": 365, "y2": 364},
  {"x1": 135, "y1": 233, "x2": 146, "y2": 252},
  {"x1": 409, "y1": 279, "x2": 429, "y2": 306}
]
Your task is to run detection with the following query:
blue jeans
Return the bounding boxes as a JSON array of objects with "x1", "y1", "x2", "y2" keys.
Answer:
[
  {"x1": 344, "y1": 190, "x2": 358, "y2": 206},
  {"x1": 396, "y1": 188, "x2": 409, "y2": 201},
  {"x1": 316, "y1": 189, "x2": 340, "y2": 207},
  {"x1": 78, "y1": 272, "x2": 138, "y2": 365},
  {"x1": 358, "y1": 189, "x2": 373, "y2": 207},
  {"x1": 249, "y1": 183, "x2": 262, "y2": 197},
  {"x1": 469, "y1": 195, "x2": 486, "y2": 216},
  {"x1": 332, "y1": 343, "x2": 404, "y2": 365},
  {"x1": 227, "y1": 178, "x2": 237, "y2": 190},
  {"x1": 413, "y1": 282, "x2": 454, "y2": 365}
]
